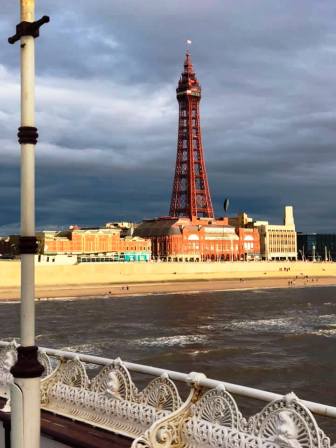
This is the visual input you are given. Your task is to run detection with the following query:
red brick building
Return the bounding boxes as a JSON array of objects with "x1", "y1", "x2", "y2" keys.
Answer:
[
  {"x1": 236, "y1": 227, "x2": 261, "y2": 261},
  {"x1": 134, "y1": 217, "x2": 260, "y2": 261},
  {"x1": 37, "y1": 227, "x2": 151, "y2": 261}
]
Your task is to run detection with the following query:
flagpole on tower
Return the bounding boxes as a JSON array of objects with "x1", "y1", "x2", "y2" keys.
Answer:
[
  {"x1": 186, "y1": 39, "x2": 192, "y2": 53},
  {"x1": 8, "y1": 1, "x2": 49, "y2": 447}
]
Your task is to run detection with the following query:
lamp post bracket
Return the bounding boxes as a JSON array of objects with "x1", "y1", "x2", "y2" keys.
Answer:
[{"x1": 8, "y1": 15, "x2": 50, "y2": 44}]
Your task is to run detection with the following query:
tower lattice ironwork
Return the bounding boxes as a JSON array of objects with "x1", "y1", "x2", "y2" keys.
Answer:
[{"x1": 169, "y1": 51, "x2": 214, "y2": 219}]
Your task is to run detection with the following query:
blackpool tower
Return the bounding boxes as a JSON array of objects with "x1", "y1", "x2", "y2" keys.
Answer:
[{"x1": 169, "y1": 50, "x2": 214, "y2": 219}]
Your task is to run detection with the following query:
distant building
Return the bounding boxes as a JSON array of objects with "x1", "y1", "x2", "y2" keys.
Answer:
[
  {"x1": 105, "y1": 222, "x2": 136, "y2": 237},
  {"x1": 134, "y1": 217, "x2": 260, "y2": 261},
  {"x1": 0, "y1": 236, "x2": 15, "y2": 258},
  {"x1": 228, "y1": 212, "x2": 253, "y2": 229},
  {"x1": 229, "y1": 206, "x2": 297, "y2": 261},
  {"x1": 236, "y1": 227, "x2": 261, "y2": 261},
  {"x1": 1, "y1": 227, "x2": 151, "y2": 262},
  {"x1": 297, "y1": 233, "x2": 336, "y2": 261},
  {"x1": 35, "y1": 227, "x2": 151, "y2": 262}
]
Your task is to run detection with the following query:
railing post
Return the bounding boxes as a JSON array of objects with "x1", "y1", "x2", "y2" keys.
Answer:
[{"x1": 8, "y1": 1, "x2": 49, "y2": 447}]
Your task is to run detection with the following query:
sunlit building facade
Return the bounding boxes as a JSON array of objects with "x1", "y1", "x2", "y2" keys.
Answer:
[
  {"x1": 36, "y1": 227, "x2": 151, "y2": 262},
  {"x1": 134, "y1": 217, "x2": 260, "y2": 261},
  {"x1": 230, "y1": 206, "x2": 297, "y2": 261}
]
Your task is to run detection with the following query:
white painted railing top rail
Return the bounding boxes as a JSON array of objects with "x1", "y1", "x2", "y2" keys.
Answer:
[{"x1": 0, "y1": 340, "x2": 335, "y2": 448}]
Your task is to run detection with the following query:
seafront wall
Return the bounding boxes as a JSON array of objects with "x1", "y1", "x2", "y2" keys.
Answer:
[{"x1": 1, "y1": 260, "x2": 336, "y2": 288}]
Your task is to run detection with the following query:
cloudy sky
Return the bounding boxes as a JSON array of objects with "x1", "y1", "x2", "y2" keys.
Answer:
[{"x1": 1, "y1": 0, "x2": 336, "y2": 233}]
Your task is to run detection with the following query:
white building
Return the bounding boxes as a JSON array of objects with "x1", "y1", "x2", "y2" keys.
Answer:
[{"x1": 254, "y1": 206, "x2": 297, "y2": 261}]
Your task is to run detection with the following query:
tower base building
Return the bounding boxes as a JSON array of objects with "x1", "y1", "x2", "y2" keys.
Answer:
[{"x1": 134, "y1": 217, "x2": 260, "y2": 262}]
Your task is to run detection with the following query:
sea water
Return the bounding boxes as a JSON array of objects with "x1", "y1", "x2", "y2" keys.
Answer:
[{"x1": 1, "y1": 286, "x2": 336, "y2": 435}]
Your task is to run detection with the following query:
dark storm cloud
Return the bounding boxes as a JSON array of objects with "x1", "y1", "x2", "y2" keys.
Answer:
[{"x1": 1, "y1": 0, "x2": 336, "y2": 233}]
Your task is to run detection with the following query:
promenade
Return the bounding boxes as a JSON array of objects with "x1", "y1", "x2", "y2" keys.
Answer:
[{"x1": 0, "y1": 260, "x2": 336, "y2": 300}]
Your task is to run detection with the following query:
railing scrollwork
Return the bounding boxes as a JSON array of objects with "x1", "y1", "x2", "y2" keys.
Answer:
[{"x1": 0, "y1": 342, "x2": 334, "y2": 448}]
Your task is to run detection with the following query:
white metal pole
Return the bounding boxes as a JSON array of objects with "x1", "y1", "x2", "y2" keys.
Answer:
[
  {"x1": 18, "y1": 3, "x2": 40, "y2": 447},
  {"x1": 20, "y1": 0, "x2": 36, "y2": 349},
  {"x1": 8, "y1": 2, "x2": 49, "y2": 447}
]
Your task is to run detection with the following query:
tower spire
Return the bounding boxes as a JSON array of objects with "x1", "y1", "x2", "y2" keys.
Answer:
[
  {"x1": 184, "y1": 50, "x2": 194, "y2": 74},
  {"x1": 169, "y1": 50, "x2": 214, "y2": 220}
]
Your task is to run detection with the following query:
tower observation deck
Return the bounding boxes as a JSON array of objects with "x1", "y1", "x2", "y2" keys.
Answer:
[{"x1": 169, "y1": 51, "x2": 214, "y2": 219}]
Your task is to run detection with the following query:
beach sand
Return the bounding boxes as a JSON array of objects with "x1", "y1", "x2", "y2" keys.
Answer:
[{"x1": 0, "y1": 276, "x2": 335, "y2": 301}]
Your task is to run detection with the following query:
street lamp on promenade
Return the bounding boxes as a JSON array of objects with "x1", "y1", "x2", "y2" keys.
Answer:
[
  {"x1": 223, "y1": 198, "x2": 229, "y2": 262},
  {"x1": 8, "y1": 1, "x2": 49, "y2": 447}
]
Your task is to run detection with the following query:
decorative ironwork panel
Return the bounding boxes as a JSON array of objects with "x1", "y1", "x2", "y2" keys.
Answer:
[
  {"x1": 136, "y1": 373, "x2": 182, "y2": 412},
  {"x1": 191, "y1": 386, "x2": 242, "y2": 429},
  {"x1": 90, "y1": 358, "x2": 138, "y2": 400},
  {"x1": 0, "y1": 343, "x2": 334, "y2": 447}
]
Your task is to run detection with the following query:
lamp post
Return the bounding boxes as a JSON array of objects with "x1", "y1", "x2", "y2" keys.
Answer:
[
  {"x1": 223, "y1": 198, "x2": 229, "y2": 262},
  {"x1": 8, "y1": 2, "x2": 49, "y2": 447}
]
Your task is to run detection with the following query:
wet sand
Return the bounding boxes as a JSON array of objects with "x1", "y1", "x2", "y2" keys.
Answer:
[{"x1": 0, "y1": 275, "x2": 335, "y2": 301}]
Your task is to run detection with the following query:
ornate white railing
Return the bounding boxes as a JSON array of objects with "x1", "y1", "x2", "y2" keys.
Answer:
[{"x1": 0, "y1": 340, "x2": 335, "y2": 448}]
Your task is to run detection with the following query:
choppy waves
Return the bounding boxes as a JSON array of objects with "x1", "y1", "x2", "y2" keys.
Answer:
[
  {"x1": 220, "y1": 314, "x2": 336, "y2": 337},
  {"x1": 137, "y1": 335, "x2": 208, "y2": 347}
]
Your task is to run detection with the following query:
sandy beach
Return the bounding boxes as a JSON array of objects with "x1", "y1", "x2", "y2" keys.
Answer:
[{"x1": 0, "y1": 276, "x2": 336, "y2": 301}]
